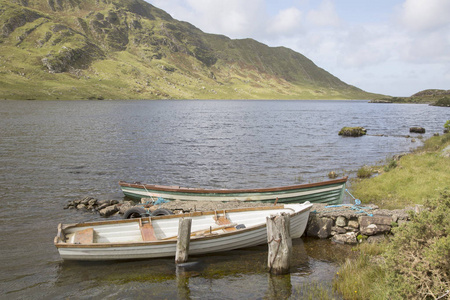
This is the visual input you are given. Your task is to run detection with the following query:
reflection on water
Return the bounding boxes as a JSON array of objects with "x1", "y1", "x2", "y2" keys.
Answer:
[{"x1": 50, "y1": 238, "x2": 346, "y2": 299}]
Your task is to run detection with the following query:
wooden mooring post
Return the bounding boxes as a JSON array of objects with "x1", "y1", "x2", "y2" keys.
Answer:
[
  {"x1": 175, "y1": 218, "x2": 192, "y2": 264},
  {"x1": 266, "y1": 213, "x2": 292, "y2": 275}
]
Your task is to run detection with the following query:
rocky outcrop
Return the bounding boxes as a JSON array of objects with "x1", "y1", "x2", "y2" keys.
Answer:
[
  {"x1": 41, "y1": 42, "x2": 104, "y2": 73},
  {"x1": 338, "y1": 127, "x2": 367, "y2": 137},
  {"x1": 1, "y1": 5, "x2": 45, "y2": 37},
  {"x1": 410, "y1": 127, "x2": 425, "y2": 134}
]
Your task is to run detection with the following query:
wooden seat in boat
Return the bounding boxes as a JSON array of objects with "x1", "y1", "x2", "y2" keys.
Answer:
[
  {"x1": 140, "y1": 219, "x2": 157, "y2": 241},
  {"x1": 214, "y1": 211, "x2": 237, "y2": 232},
  {"x1": 73, "y1": 228, "x2": 94, "y2": 244}
]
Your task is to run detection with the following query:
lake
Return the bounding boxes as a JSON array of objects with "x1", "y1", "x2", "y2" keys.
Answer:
[{"x1": 0, "y1": 100, "x2": 448, "y2": 299}]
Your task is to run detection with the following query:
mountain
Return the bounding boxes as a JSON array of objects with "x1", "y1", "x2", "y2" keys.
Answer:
[{"x1": 0, "y1": 0, "x2": 382, "y2": 100}]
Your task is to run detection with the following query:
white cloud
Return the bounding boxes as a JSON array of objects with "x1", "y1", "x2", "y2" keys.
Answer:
[
  {"x1": 149, "y1": 0, "x2": 266, "y2": 38},
  {"x1": 394, "y1": 0, "x2": 450, "y2": 65},
  {"x1": 306, "y1": 0, "x2": 340, "y2": 27},
  {"x1": 183, "y1": 0, "x2": 267, "y2": 37},
  {"x1": 267, "y1": 8, "x2": 303, "y2": 35},
  {"x1": 400, "y1": 0, "x2": 450, "y2": 31}
]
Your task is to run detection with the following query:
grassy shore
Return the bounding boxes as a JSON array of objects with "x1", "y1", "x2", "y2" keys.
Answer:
[
  {"x1": 333, "y1": 128, "x2": 450, "y2": 299},
  {"x1": 352, "y1": 131, "x2": 450, "y2": 209}
]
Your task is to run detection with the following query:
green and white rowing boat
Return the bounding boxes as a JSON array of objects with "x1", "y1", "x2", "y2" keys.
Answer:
[{"x1": 119, "y1": 177, "x2": 347, "y2": 205}]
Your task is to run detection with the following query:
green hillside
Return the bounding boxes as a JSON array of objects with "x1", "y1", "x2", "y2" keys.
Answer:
[
  {"x1": 0, "y1": 0, "x2": 382, "y2": 100},
  {"x1": 373, "y1": 89, "x2": 450, "y2": 106}
]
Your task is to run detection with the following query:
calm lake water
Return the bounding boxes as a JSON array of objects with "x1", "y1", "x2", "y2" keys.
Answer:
[{"x1": 0, "y1": 100, "x2": 448, "y2": 299}]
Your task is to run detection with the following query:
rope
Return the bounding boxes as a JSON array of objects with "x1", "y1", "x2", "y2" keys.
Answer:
[
  {"x1": 315, "y1": 189, "x2": 373, "y2": 216},
  {"x1": 154, "y1": 197, "x2": 168, "y2": 205},
  {"x1": 141, "y1": 184, "x2": 156, "y2": 203},
  {"x1": 346, "y1": 189, "x2": 361, "y2": 205}
]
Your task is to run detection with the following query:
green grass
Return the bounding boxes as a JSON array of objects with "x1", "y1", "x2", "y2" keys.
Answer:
[
  {"x1": 351, "y1": 132, "x2": 450, "y2": 209},
  {"x1": 333, "y1": 243, "x2": 390, "y2": 300}
]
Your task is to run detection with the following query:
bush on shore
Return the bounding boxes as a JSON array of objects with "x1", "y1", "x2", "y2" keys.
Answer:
[{"x1": 334, "y1": 190, "x2": 450, "y2": 299}]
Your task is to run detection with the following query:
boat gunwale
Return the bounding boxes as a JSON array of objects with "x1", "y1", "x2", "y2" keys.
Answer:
[
  {"x1": 55, "y1": 223, "x2": 267, "y2": 248},
  {"x1": 118, "y1": 177, "x2": 348, "y2": 195},
  {"x1": 59, "y1": 204, "x2": 293, "y2": 230},
  {"x1": 54, "y1": 204, "x2": 312, "y2": 249}
]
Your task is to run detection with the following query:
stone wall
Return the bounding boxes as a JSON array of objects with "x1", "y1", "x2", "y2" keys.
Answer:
[{"x1": 305, "y1": 203, "x2": 414, "y2": 244}]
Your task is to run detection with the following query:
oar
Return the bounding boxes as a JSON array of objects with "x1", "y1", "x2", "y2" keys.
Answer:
[{"x1": 162, "y1": 223, "x2": 238, "y2": 240}]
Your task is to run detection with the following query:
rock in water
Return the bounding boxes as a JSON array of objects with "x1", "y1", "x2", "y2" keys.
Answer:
[
  {"x1": 338, "y1": 127, "x2": 367, "y2": 137},
  {"x1": 409, "y1": 127, "x2": 425, "y2": 134}
]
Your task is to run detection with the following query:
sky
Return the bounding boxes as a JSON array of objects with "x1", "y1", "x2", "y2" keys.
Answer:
[{"x1": 146, "y1": 0, "x2": 450, "y2": 96}]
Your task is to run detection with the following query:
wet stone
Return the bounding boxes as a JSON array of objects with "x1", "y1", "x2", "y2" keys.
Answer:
[
  {"x1": 331, "y1": 232, "x2": 358, "y2": 245},
  {"x1": 307, "y1": 215, "x2": 333, "y2": 239},
  {"x1": 99, "y1": 205, "x2": 118, "y2": 217}
]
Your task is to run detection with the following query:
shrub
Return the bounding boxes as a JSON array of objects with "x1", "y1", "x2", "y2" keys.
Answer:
[
  {"x1": 357, "y1": 166, "x2": 372, "y2": 178},
  {"x1": 383, "y1": 189, "x2": 450, "y2": 299},
  {"x1": 334, "y1": 191, "x2": 450, "y2": 299}
]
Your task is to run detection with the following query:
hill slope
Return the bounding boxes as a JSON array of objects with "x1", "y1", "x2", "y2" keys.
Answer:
[
  {"x1": 373, "y1": 89, "x2": 450, "y2": 106},
  {"x1": 0, "y1": 0, "x2": 381, "y2": 100}
]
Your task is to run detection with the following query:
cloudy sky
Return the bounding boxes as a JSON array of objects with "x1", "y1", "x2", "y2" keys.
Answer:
[{"x1": 146, "y1": 0, "x2": 450, "y2": 96}]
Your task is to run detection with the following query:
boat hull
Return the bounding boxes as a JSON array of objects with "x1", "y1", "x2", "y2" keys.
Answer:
[
  {"x1": 55, "y1": 203, "x2": 312, "y2": 261},
  {"x1": 119, "y1": 178, "x2": 347, "y2": 205}
]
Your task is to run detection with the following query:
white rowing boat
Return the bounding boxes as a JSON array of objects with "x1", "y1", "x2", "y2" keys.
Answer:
[{"x1": 54, "y1": 202, "x2": 312, "y2": 261}]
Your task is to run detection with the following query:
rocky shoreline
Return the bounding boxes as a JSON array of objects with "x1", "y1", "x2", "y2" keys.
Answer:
[{"x1": 65, "y1": 197, "x2": 417, "y2": 244}]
